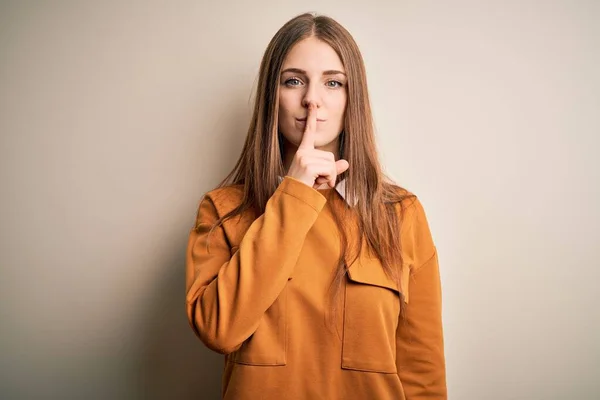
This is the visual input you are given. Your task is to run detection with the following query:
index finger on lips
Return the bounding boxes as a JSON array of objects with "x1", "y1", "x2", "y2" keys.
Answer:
[{"x1": 298, "y1": 104, "x2": 317, "y2": 149}]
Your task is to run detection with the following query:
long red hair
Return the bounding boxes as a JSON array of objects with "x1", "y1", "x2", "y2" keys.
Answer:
[{"x1": 201, "y1": 12, "x2": 414, "y2": 320}]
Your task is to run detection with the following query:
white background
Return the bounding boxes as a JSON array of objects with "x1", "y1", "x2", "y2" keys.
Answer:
[{"x1": 1, "y1": 1, "x2": 598, "y2": 398}]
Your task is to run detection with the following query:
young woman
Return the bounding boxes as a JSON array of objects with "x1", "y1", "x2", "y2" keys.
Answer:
[{"x1": 185, "y1": 12, "x2": 447, "y2": 400}]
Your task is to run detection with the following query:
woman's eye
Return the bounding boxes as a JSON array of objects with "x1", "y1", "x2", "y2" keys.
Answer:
[
  {"x1": 326, "y1": 80, "x2": 343, "y2": 88},
  {"x1": 285, "y1": 78, "x2": 302, "y2": 86}
]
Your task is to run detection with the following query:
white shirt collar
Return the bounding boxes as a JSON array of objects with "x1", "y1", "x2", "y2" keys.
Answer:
[{"x1": 277, "y1": 175, "x2": 357, "y2": 206}]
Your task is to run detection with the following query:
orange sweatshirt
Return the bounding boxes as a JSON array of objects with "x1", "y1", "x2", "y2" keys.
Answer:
[{"x1": 185, "y1": 176, "x2": 447, "y2": 399}]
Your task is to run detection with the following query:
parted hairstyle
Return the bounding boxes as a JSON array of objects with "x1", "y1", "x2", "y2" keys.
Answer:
[{"x1": 200, "y1": 12, "x2": 415, "y2": 321}]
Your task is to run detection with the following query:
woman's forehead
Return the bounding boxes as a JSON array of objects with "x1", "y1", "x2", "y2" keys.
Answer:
[{"x1": 282, "y1": 37, "x2": 344, "y2": 73}]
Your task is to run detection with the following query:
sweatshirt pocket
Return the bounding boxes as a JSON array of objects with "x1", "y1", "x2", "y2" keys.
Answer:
[
  {"x1": 231, "y1": 285, "x2": 288, "y2": 366},
  {"x1": 341, "y1": 259, "x2": 402, "y2": 373}
]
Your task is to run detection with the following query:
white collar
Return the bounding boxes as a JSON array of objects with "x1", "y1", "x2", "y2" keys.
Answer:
[{"x1": 277, "y1": 176, "x2": 357, "y2": 206}]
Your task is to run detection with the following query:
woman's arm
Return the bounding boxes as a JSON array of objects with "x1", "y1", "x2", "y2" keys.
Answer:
[
  {"x1": 396, "y1": 199, "x2": 447, "y2": 399},
  {"x1": 185, "y1": 176, "x2": 326, "y2": 354}
]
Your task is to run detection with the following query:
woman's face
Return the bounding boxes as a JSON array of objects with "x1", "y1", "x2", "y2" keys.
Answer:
[{"x1": 278, "y1": 36, "x2": 347, "y2": 153}]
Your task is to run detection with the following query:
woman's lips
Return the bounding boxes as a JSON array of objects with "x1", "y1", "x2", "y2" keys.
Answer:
[
  {"x1": 295, "y1": 118, "x2": 325, "y2": 129},
  {"x1": 296, "y1": 118, "x2": 326, "y2": 122}
]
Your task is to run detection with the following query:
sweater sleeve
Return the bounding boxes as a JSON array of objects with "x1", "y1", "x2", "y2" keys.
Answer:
[
  {"x1": 185, "y1": 176, "x2": 327, "y2": 354},
  {"x1": 396, "y1": 199, "x2": 447, "y2": 399}
]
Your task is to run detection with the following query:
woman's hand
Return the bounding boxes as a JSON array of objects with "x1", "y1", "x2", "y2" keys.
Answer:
[{"x1": 286, "y1": 105, "x2": 350, "y2": 189}]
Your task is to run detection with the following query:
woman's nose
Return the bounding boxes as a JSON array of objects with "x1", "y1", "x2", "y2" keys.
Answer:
[{"x1": 301, "y1": 83, "x2": 322, "y2": 108}]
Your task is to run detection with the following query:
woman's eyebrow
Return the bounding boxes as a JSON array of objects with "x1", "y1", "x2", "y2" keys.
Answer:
[{"x1": 280, "y1": 68, "x2": 346, "y2": 76}]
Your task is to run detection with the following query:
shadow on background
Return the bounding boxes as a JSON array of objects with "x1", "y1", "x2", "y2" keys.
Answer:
[
  {"x1": 136, "y1": 248, "x2": 224, "y2": 400},
  {"x1": 135, "y1": 94, "x2": 249, "y2": 399}
]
